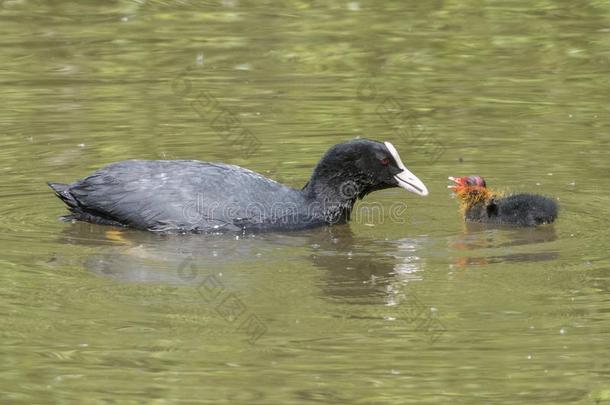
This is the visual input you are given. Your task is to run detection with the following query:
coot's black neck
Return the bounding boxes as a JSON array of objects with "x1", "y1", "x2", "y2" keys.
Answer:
[{"x1": 301, "y1": 165, "x2": 362, "y2": 225}]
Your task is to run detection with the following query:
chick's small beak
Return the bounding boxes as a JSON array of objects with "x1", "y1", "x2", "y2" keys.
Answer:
[
  {"x1": 447, "y1": 176, "x2": 465, "y2": 191},
  {"x1": 384, "y1": 141, "x2": 429, "y2": 196}
]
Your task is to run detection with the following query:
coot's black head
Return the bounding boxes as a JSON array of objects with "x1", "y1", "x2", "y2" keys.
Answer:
[{"x1": 306, "y1": 139, "x2": 429, "y2": 202}]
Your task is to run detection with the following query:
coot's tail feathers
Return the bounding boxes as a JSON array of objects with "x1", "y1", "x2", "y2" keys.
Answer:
[
  {"x1": 47, "y1": 182, "x2": 79, "y2": 209},
  {"x1": 48, "y1": 182, "x2": 81, "y2": 222},
  {"x1": 47, "y1": 181, "x2": 126, "y2": 226}
]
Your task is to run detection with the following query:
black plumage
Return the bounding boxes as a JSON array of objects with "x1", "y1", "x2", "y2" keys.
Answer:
[
  {"x1": 49, "y1": 139, "x2": 428, "y2": 233},
  {"x1": 464, "y1": 193, "x2": 558, "y2": 226}
]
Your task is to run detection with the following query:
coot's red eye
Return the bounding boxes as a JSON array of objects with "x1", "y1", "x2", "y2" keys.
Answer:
[{"x1": 380, "y1": 158, "x2": 389, "y2": 166}]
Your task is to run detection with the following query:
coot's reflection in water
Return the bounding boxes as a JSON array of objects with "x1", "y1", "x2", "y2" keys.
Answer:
[
  {"x1": 57, "y1": 223, "x2": 426, "y2": 300},
  {"x1": 58, "y1": 219, "x2": 561, "y2": 289},
  {"x1": 307, "y1": 227, "x2": 426, "y2": 301}
]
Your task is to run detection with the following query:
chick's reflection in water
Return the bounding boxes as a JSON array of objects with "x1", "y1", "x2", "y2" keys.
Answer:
[{"x1": 449, "y1": 222, "x2": 559, "y2": 268}]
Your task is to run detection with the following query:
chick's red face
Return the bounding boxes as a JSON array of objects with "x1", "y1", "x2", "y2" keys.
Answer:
[{"x1": 448, "y1": 175, "x2": 487, "y2": 191}]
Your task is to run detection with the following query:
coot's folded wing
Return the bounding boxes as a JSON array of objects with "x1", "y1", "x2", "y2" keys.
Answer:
[{"x1": 65, "y1": 160, "x2": 299, "y2": 232}]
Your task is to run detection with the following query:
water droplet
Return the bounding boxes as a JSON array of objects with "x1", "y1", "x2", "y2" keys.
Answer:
[
  {"x1": 347, "y1": 2, "x2": 360, "y2": 11},
  {"x1": 234, "y1": 63, "x2": 251, "y2": 71}
]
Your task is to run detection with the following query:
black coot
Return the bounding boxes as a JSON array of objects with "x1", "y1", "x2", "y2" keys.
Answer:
[
  {"x1": 49, "y1": 139, "x2": 428, "y2": 233},
  {"x1": 448, "y1": 175, "x2": 558, "y2": 226}
]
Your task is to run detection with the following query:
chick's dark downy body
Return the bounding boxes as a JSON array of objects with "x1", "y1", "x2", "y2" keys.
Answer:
[{"x1": 464, "y1": 193, "x2": 558, "y2": 226}]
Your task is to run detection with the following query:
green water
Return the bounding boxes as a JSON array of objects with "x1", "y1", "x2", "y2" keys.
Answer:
[{"x1": 1, "y1": 1, "x2": 609, "y2": 404}]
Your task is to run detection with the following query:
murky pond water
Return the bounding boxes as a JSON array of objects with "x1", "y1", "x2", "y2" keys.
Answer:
[{"x1": 1, "y1": 1, "x2": 609, "y2": 403}]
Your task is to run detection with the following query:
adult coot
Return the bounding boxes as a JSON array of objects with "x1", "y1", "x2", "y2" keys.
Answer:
[
  {"x1": 448, "y1": 175, "x2": 558, "y2": 226},
  {"x1": 48, "y1": 139, "x2": 428, "y2": 233}
]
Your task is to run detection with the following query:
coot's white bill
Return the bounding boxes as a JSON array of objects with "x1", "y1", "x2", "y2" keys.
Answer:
[{"x1": 384, "y1": 141, "x2": 429, "y2": 196}]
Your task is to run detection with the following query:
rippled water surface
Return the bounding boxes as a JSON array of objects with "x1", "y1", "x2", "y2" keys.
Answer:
[{"x1": 1, "y1": 1, "x2": 610, "y2": 404}]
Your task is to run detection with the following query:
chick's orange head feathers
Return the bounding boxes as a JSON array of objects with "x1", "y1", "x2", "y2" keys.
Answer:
[{"x1": 448, "y1": 175, "x2": 494, "y2": 214}]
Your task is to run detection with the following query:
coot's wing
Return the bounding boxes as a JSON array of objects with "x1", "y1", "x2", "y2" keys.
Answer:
[{"x1": 64, "y1": 160, "x2": 301, "y2": 232}]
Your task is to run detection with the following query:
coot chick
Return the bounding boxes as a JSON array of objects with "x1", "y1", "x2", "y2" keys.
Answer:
[
  {"x1": 448, "y1": 175, "x2": 558, "y2": 226},
  {"x1": 49, "y1": 139, "x2": 428, "y2": 233}
]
